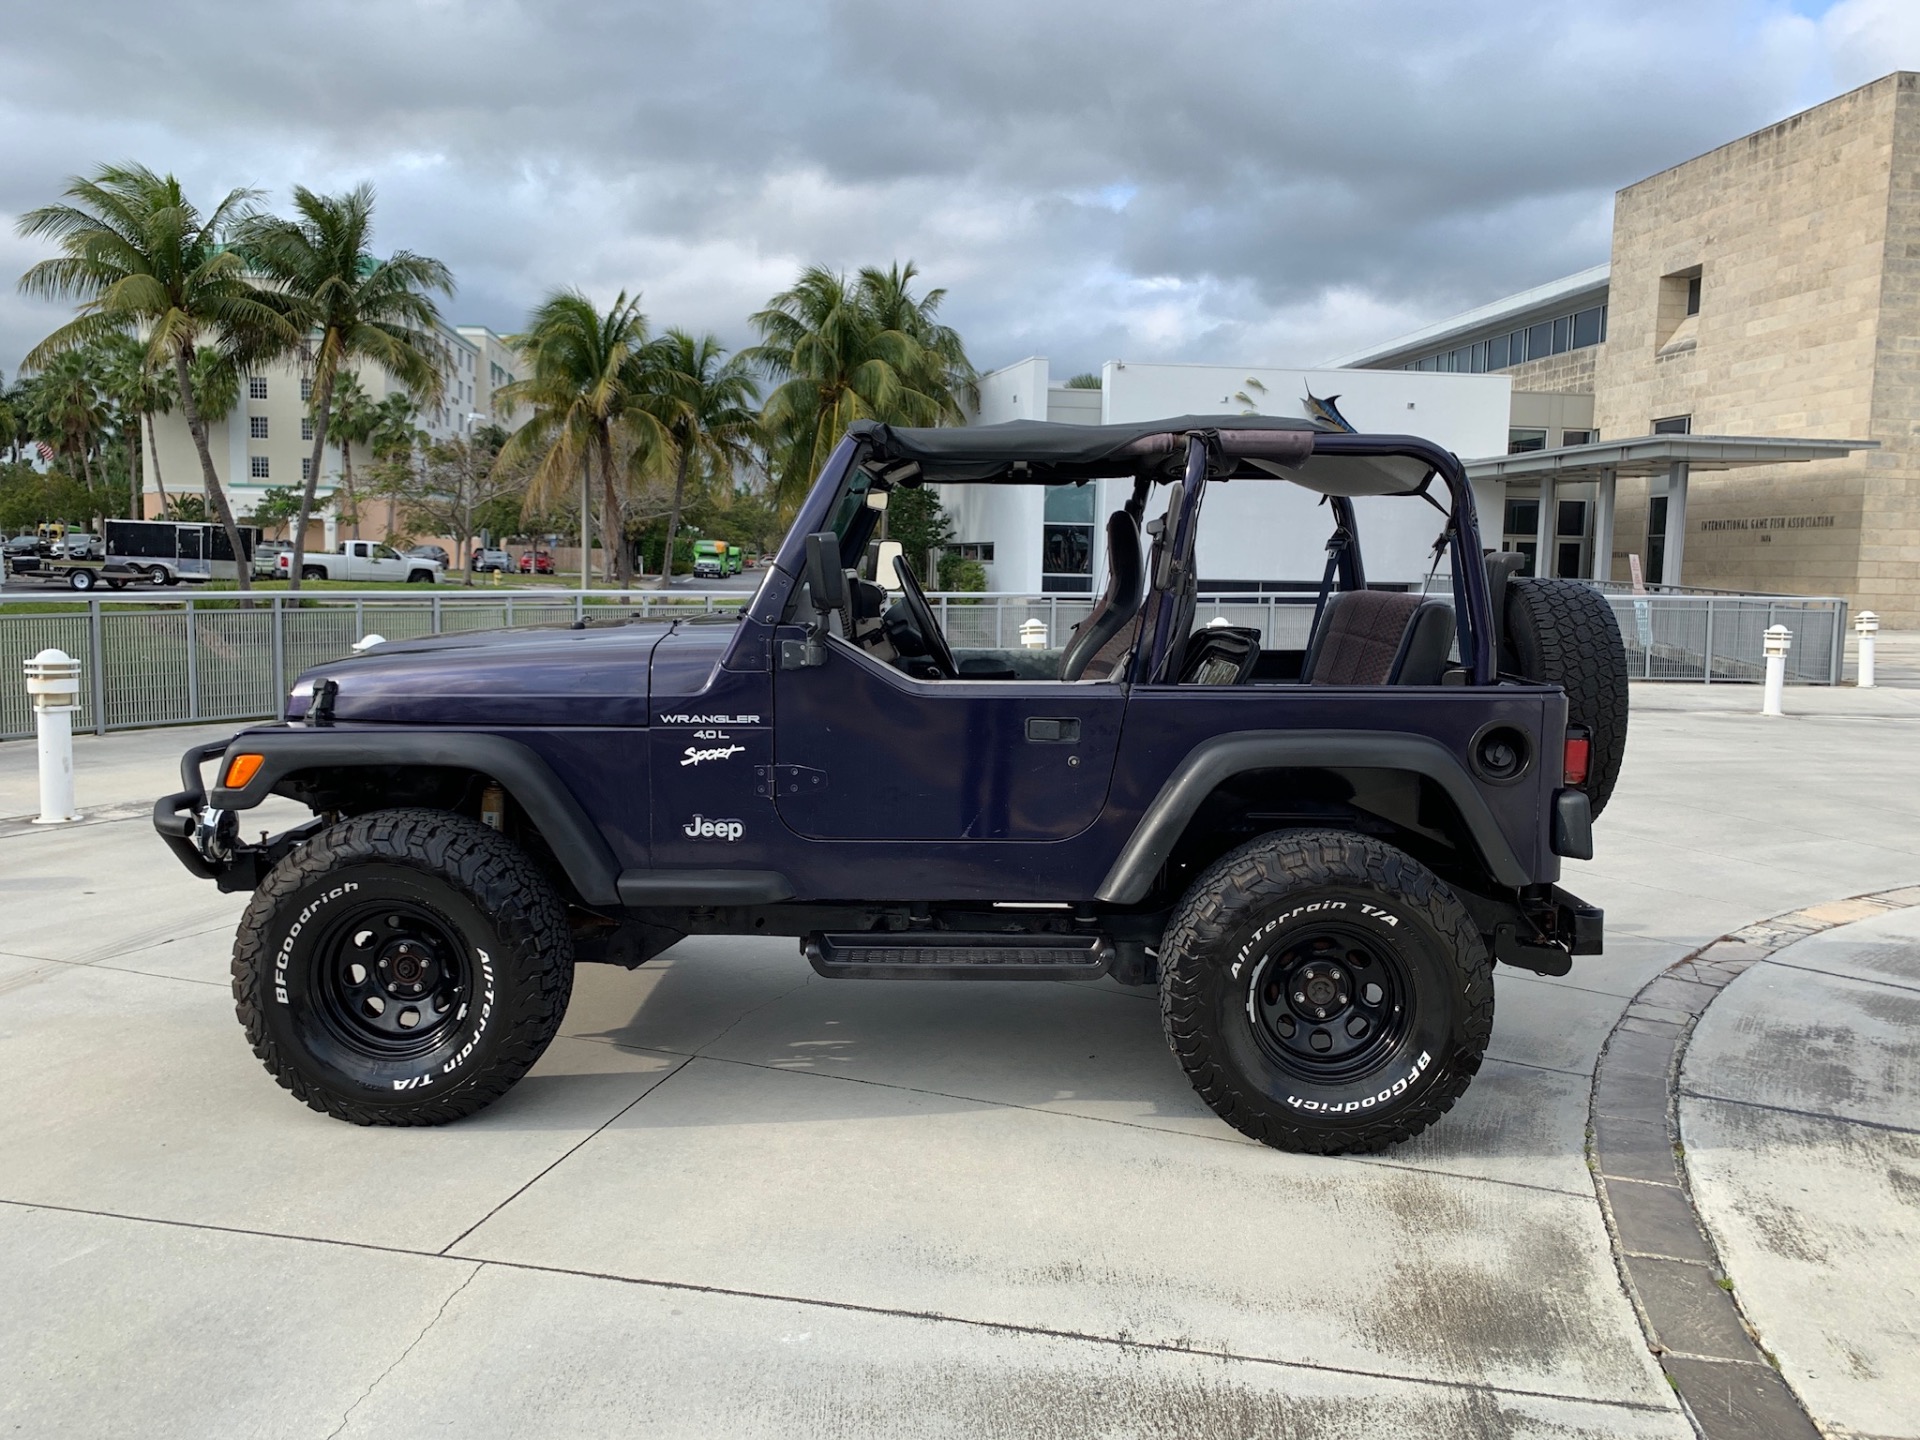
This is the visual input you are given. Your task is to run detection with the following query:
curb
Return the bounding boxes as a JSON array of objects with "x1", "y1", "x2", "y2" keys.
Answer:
[{"x1": 1588, "y1": 884, "x2": 1920, "y2": 1440}]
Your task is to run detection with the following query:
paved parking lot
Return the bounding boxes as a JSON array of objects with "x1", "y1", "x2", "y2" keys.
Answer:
[{"x1": 2, "y1": 676, "x2": 1917, "y2": 1438}]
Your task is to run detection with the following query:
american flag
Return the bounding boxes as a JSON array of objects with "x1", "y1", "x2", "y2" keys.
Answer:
[{"x1": 35, "y1": 442, "x2": 55, "y2": 463}]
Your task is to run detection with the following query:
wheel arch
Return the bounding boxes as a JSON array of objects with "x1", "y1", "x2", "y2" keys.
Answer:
[
  {"x1": 1097, "y1": 730, "x2": 1533, "y2": 904},
  {"x1": 208, "y1": 731, "x2": 621, "y2": 905}
]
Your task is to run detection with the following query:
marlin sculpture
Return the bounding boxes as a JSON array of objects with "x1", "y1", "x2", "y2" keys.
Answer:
[{"x1": 1303, "y1": 389, "x2": 1357, "y2": 433}]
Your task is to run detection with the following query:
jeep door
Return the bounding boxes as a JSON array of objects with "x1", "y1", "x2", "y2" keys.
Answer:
[{"x1": 772, "y1": 639, "x2": 1126, "y2": 841}]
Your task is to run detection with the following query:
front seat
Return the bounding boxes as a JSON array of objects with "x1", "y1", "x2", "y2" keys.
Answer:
[{"x1": 1059, "y1": 510, "x2": 1146, "y2": 681}]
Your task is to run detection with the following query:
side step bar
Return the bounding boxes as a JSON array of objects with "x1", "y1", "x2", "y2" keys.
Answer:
[{"x1": 805, "y1": 932, "x2": 1114, "y2": 981}]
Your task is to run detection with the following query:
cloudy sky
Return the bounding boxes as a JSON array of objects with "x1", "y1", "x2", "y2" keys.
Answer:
[{"x1": 2, "y1": 0, "x2": 1917, "y2": 385}]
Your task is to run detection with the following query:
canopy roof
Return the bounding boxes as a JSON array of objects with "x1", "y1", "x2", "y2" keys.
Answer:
[
  {"x1": 1465, "y1": 433, "x2": 1878, "y2": 483},
  {"x1": 850, "y1": 415, "x2": 1435, "y2": 496}
]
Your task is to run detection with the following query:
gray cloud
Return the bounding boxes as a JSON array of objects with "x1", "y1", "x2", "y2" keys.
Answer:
[{"x1": 3, "y1": 0, "x2": 1916, "y2": 385}]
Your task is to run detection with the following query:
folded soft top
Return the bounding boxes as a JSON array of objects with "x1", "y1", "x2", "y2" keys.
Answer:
[{"x1": 850, "y1": 415, "x2": 1433, "y2": 496}]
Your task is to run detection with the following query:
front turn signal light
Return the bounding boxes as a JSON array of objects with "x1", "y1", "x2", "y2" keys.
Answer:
[
  {"x1": 224, "y1": 753, "x2": 265, "y2": 789},
  {"x1": 1563, "y1": 736, "x2": 1591, "y2": 786}
]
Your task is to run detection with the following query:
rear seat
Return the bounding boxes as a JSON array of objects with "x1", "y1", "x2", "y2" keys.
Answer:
[{"x1": 1301, "y1": 590, "x2": 1454, "y2": 686}]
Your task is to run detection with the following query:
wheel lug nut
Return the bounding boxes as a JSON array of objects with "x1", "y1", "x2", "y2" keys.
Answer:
[{"x1": 1294, "y1": 992, "x2": 1306, "y2": 1004}]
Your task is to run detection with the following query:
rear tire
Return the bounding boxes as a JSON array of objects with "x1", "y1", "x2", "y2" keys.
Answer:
[
  {"x1": 1159, "y1": 828, "x2": 1492, "y2": 1155},
  {"x1": 1503, "y1": 578, "x2": 1629, "y2": 816},
  {"x1": 67, "y1": 569, "x2": 96, "y2": 591},
  {"x1": 302, "y1": 565, "x2": 327, "y2": 581},
  {"x1": 232, "y1": 808, "x2": 574, "y2": 1126}
]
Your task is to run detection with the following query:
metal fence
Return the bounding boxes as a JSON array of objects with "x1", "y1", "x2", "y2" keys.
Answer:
[
  {"x1": 1594, "y1": 590, "x2": 1848, "y2": 685},
  {"x1": 0, "y1": 582, "x2": 1854, "y2": 741}
]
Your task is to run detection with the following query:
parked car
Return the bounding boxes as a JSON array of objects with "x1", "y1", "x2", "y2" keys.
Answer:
[
  {"x1": 471, "y1": 548, "x2": 514, "y2": 573},
  {"x1": 518, "y1": 551, "x2": 555, "y2": 574},
  {"x1": 252, "y1": 541, "x2": 292, "y2": 578},
  {"x1": 406, "y1": 545, "x2": 451, "y2": 568},
  {"x1": 160, "y1": 413, "x2": 1626, "y2": 1154},
  {"x1": 54, "y1": 532, "x2": 103, "y2": 560},
  {"x1": 4, "y1": 534, "x2": 45, "y2": 566},
  {"x1": 276, "y1": 540, "x2": 441, "y2": 584}
]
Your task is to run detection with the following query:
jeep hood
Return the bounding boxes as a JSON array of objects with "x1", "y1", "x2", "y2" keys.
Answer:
[{"x1": 285, "y1": 620, "x2": 679, "y2": 726}]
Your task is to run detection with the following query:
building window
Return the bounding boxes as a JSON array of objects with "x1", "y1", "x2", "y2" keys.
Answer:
[
  {"x1": 250, "y1": 416, "x2": 269, "y2": 439},
  {"x1": 248, "y1": 376, "x2": 268, "y2": 400},
  {"x1": 1647, "y1": 496, "x2": 1669, "y2": 585},
  {"x1": 1561, "y1": 429, "x2": 1595, "y2": 446},
  {"x1": 1041, "y1": 484, "x2": 1095, "y2": 594},
  {"x1": 951, "y1": 542, "x2": 995, "y2": 562},
  {"x1": 301, "y1": 458, "x2": 312, "y2": 481},
  {"x1": 1652, "y1": 415, "x2": 1692, "y2": 435},
  {"x1": 250, "y1": 456, "x2": 270, "y2": 479},
  {"x1": 1503, "y1": 498, "x2": 1540, "y2": 576},
  {"x1": 1685, "y1": 275, "x2": 1701, "y2": 316},
  {"x1": 301, "y1": 418, "x2": 314, "y2": 441},
  {"x1": 300, "y1": 377, "x2": 313, "y2": 402},
  {"x1": 1508, "y1": 428, "x2": 1548, "y2": 454}
]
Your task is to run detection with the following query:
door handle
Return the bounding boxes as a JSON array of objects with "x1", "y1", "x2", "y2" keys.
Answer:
[{"x1": 1026, "y1": 717, "x2": 1081, "y2": 743}]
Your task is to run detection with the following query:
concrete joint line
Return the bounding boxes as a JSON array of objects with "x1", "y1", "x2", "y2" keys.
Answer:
[{"x1": 1586, "y1": 883, "x2": 1920, "y2": 1440}]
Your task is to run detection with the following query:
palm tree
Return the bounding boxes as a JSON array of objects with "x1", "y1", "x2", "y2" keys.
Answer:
[
  {"x1": 27, "y1": 348, "x2": 107, "y2": 487},
  {"x1": 636, "y1": 330, "x2": 760, "y2": 588},
  {"x1": 326, "y1": 371, "x2": 378, "y2": 538},
  {"x1": 240, "y1": 184, "x2": 450, "y2": 589},
  {"x1": 16, "y1": 164, "x2": 292, "y2": 589},
  {"x1": 746, "y1": 262, "x2": 976, "y2": 506},
  {"x1": 98, "y1": 330, "x2": 177, "y2": 518},
  {"x1": 496, "y1": 289, "x2": 665, "y2": 586},
  {"x1": 857, "y1": 261, "x2": 978, "y2": 414}
]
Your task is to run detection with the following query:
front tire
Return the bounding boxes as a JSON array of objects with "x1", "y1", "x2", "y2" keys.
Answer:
[
  {"x1": 232, "y1": 809, "x2": 574, "y2": 1125},
  {"x1": 1159, "y1": 829, "x2": 1492, "y2": 1155}
]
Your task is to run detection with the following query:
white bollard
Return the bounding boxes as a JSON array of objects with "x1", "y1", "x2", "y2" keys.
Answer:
[
  {"x1": 1856, "y1": 610, "x2": 1879, "y2": 689},
  {"x1": 23, "y1": 647, "x2": 84, "y2": 823},
  {"x1": 1761, "y1": 624, "x2": 1791, "y2": 717},
  {"x1": 1018, "y1": 617, "x2": 1048, "y2": 649}
]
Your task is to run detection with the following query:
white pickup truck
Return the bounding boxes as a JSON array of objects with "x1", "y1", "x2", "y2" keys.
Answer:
[{"x1": 277, "y1": 541, "x2": 442, "y2": 584}]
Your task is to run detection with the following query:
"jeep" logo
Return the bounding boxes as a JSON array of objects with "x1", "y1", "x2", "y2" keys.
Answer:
[{"x1": 683, "y1": 814, "x2": 745, "y2": 842}]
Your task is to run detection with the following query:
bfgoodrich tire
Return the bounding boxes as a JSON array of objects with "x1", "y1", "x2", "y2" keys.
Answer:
[
  {"x1": 1504, "y1": 577, "x2": 1629, "y2": 817},
  {"x1": 232, "y1": 808, "x2": 574, "y2": 1125},
  {"x1": 1159, "y1": 829, "x2": 1493, "y2": 1155}
]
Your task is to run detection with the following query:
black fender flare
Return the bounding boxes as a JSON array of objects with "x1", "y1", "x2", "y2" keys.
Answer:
[
  {"x1": 202, "y1": 729, "x2": 622, "y2": 905},
  {"x1": 1095, "y1": 729, "x2": 1533, "y2": 903}
]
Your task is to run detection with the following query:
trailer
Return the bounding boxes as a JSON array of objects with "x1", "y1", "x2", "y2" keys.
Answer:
[
  {"x1": 2, "y1": 551, "x2": 143, "y2": 591},
  {"x1": 104, "y1": 520, "x2": 260, "y2": 586}
]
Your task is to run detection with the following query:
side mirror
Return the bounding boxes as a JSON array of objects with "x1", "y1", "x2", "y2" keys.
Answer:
[
  {"x1": 874, "y1": 540, "x2": 905, "y2": 591},
  {"x1": 803, "y1": 532, "x2": 846, "y2": 618}
]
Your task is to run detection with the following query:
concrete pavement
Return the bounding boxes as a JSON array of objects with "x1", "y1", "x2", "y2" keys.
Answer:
[
  {"x1": 1680, "y1": 902, "x2": 1920, "y2": 1438},
  {"x1": 2, "y1": 680, "x2": 1917, "y2": 1437}
]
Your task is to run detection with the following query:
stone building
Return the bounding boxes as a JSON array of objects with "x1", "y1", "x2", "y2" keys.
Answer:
[{"x1": 1333, "y1": 72, "x2": 1915, "y2": 623}]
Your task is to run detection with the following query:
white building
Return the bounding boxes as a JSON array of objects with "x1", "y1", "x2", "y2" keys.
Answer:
[
  {"x1": 142, "y1": 322, "x2": 523, "y2": 543},
  {"x1": 942, "y1": 359, "x2": 1510, "y2": 594}
]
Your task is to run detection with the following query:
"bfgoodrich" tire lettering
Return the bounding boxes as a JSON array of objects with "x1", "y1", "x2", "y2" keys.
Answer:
[
  {"x1": 1284, "y1": 1050, "x2": 1432, "y2": 1114},
  {"x1": 275, "y1": 882, "x2": 360, "y2": 1004}
]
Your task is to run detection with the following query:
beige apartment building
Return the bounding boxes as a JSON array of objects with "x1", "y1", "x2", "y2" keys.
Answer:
[
  {"x1": 142, "y1": 322, "x2": 524, "y2": 547},
  {"x1": 1335, "y1": 72, "x2": 1917, "y2": 623}
]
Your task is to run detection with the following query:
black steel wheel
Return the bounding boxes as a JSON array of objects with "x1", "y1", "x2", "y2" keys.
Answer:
[
  {"x1": 232, "y1": 808, "x2": 573, "y2": 1125},
  {"x1": 1160, "y1": 828, "x2": 1493, "y2": 1154},
  {"x1": 1244, "y1": 923, "x2": 1416, "y2": 1084}
]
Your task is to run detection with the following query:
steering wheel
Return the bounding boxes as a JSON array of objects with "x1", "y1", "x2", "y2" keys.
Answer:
[{"x1": 893, "y1": 554, "x2": 958, "y2": 679}]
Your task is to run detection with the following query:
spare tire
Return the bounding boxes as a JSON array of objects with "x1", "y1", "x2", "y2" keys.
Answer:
[{"x1": 1503, "y1": 578, "x2": 1629, "y2": 817}]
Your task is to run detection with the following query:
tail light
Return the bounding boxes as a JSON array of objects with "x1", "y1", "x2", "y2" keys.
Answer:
[{"x1": 1563, "y1": 730, "x2": 1591, "y2": 785}]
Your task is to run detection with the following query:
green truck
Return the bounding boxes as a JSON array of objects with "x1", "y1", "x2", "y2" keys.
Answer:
[{"x1": 691, "y1": 540, "x2": 742, "y2": 578}]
